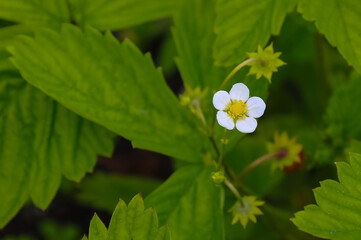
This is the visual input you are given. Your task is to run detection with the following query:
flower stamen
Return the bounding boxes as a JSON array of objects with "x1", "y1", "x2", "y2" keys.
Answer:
[{"x1": 226, "y1": 99, "x2": 248, "y2": 119}]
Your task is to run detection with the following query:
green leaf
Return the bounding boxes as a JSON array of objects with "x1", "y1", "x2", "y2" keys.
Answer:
[
  {"x1": 292, "y1": 153, "x2": 361, "y2": 239},
  {"x1": 85, "y1": 194, "x2": 171, "y2": 240},
  {"x1": 76, "y1": 172, "x2": 161, "y2": 212},
  {"x1": 173, "y1": 0, "x2": 228, "y2": 91},
  {"x1": 89, "y1": 214, "x2": 108, "y2": 240},
  {"x1": 298, "y1": 0, "x2": 361, "y2": 74},
  {"x1": 214, "y1": 0, "x2": 297, "y2": 66},
  {"x1": 108, "y1": 199, "x2": 130, "y2": 239},
  {"x1": 325, "y1": 72, "x2": 361, "y2": 144},
  {"x1": 8, "y1": 24, "x2": 211, "y2": 162},
  {"x1": 145, "y1": 165, "x2": 224, "y2": 240},
  {"x1": 0, "y1": 24, "x2": 38, "y2": 70},
  {"x1": 0, "y1": 73, "x2": 114, "y2": 227},
  {"x1": 0, "y1": 24, "x2": 38, "y2": 49},
  {"x1": 0, "y1": 0, "x2": 69, "y2": 28},
  {"x1": 69, "y1": 0, "x2": 178, "y2": 30}
]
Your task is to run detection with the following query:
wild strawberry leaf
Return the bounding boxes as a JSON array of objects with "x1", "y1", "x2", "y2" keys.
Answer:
[
  {"x1": 173, "y1": 0, "x2": 229, "y2": 91},
  {"x1": 68, "y1": 0, "x2": 179, "y2": 30},
  {"x1": 213, "y1": 0, "x2": 297, "y2": 66},
  {"x1": 145, "y1": 165, "x2": 224, "y2": 240},
  {"x1": 82, "y1": 194, "x2": 171, "y2": 240},
  {"x1": 292, "y1": 153, "x2": 361, "y2": 239},
  {"x1": 8, "y1": 24, "x2": 212, "y2": 162},
  {"x1": 0, "y1": 0, "x2": 69, "y2": 28},
  {"x1": 298, "y1": 0, "x2": 361, "y2": 75},
  {"x1": 0, "y1": 73, "x2": 114, "y2": 227}
]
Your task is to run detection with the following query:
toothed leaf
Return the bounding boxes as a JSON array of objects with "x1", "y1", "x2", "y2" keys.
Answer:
[
  {"x1": 8, "y1": 24, "x2": 212, "y2": 162},
  {"x1": 68, "y1": 0, "x2": 179, "y2": 30},
  {"x1": 0, "y1": 0, "x2": 69, "y2": 28},
  {"x1": 298, "y1": 0, "x2": 361, "y2": 74},
  {"x1": 85, "y1": 194, "x2": 171, "y2": 240},
  {"x1": 292, "y1": 153, "x2": 361, "y2": 239},
  {"x1": 173, "y1": 0, "x2": 229, "y2": 90},
  {"x1": 0, "y1": 73, "x2": 114, "y2": 228},
  {"x1": 214, "y1": 0, "x2": 297, "y2": 66},
  {"x1": 145, "y1": 165, "x2": 224, "y2": 240}
]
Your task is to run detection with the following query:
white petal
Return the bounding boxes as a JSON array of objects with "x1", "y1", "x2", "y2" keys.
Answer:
[
  {"x1": 246, "y1": 97, "x2": 266, "y2": 118},
  {"x1": 236, "y1": 117, "x2": 257, "y2": 133},
  {"x1": 216, "y1": 111, "x2": 235, "y2": 130},
  {"x1": 213, "y1": 91, "x2": 231, "y2": 110},
  {"x1": 229, "y1": 83, "x2": 249, "y2": 102}
]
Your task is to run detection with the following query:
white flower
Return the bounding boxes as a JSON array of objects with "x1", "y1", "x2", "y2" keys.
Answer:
[{"x1": 213, "y1": 83, "x2": 266, "y2": 133}]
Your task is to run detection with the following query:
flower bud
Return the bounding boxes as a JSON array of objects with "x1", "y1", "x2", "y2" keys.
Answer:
[{"x1": 211, "y1": 171, "x2": 225, "y2": 185}]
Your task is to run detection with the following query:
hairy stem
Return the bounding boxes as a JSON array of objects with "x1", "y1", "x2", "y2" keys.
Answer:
[
  {"x1": 224, "y1": 179, "x2": 242, "y2": 201},
  {"x1": 237, "y1": 151, "x2": 282, "y2": 181},
  {"x1": 219, "y1": 58, "x2": 258, "y2": 90},
  {"x1": 210, "y1": 136, "x2": 220, "y2": 157},
  {"x1": 217, "y1": 129, "x2": 228, "y2": 169}
]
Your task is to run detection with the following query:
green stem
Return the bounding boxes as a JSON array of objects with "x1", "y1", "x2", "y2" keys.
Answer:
[
  {"x1": 193, "y1": 101, "x2": 208, "y2": 129},
  {"x1": 224, "y1": 179, "x2": 242, "y2": 201},
  {"x1": 217, "y1": 129, "x2": 228, "y2": 169},
  {"x1": 219, "y1": 58, "x2": 258, "y2": 90},
  {"x1": 237, "y1": 152, "x2": 279, "y2": 182},
  {"x1": 193, "y1": 102, "x2": 222, "y2": 159},
  {"x1": 210, "y1": 136, "x2": 220, "y2": 157}
]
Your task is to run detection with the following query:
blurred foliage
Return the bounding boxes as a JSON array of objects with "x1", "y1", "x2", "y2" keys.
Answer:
[
  {"x1": 2, "y1": 220, "x2": 80, "y2": 240},
  {"x1": 76, "y1": 173, "x2": 161, "y2": 212},
  {"x1": 39, "y1": 220, "x2": 80, "y2": 240}
]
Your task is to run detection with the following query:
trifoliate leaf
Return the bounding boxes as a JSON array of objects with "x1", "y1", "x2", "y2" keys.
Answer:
[
  {"x1": 0, "y1": 0, "x2": 69, "y2": 28},
  {"x1": 298, "y1": 0, "x2": 361, "y2": 75},
  {"x1": 214, "y1": 0, "x2": 297, "y2": 66},
  {"x1": 247, "y1": 44, "x2": 286, "y2": 82},
  {"x1": 229, "y1": 196, "x2": 264, "y2": 228},
  {"x1": 292, "y1": 153, "x2": 361, "y2": 239},
  {"x1": 145, "y1": 165, "x2": 224, "y2": 240},
  {"x1": 84, "y1": 194, "x2": 171, "y2": 240},
  {"x1": 0, "y1": 73, "x2": 114, "y2": 228},
  {"x1": 8, "y1": 24, "x2": 212, "y2": 162},
  {"x1": 68, "y1": 0, "x2": 179, "y2": 30}
]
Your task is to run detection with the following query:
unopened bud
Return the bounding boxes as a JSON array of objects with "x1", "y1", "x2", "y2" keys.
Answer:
[{"x1": 212, "y1": 171, "x2": 225, "y2": 185}]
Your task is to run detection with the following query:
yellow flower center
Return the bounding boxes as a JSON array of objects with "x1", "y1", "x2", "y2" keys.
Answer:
[{"x1": 226, "y1": 99, "x2": 248, "y2": 119}]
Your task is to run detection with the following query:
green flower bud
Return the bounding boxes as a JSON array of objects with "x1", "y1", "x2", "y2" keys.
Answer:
[{"x1": 211, "y1": 171, "x2": 225, "y2": 185}]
